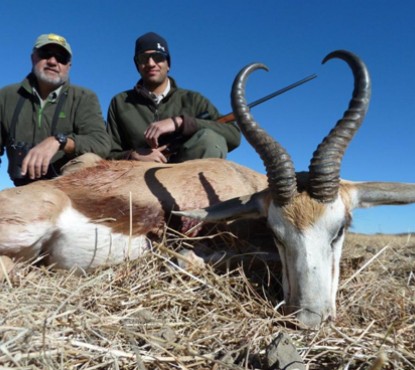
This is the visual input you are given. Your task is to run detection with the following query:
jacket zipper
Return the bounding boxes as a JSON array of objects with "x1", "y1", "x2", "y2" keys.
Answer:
[{"x1": 37, "y1": 106, "x2": 43, "y2": 128}]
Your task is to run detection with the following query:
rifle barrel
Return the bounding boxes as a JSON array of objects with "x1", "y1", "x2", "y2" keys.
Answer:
[
  {"x1": 204, "y1": 73, "x2": 318, "y2": 124},
  {"x1": 247, "y1": 73, "x2": 317, "y2": 110}
]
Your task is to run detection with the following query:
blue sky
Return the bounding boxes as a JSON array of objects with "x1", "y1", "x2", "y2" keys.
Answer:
[{"x1": 0, "y1": 0, "x2": 414, "y2": 234}]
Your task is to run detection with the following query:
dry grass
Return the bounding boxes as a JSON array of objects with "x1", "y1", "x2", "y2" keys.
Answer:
[{"x1": 0, "y1": 231, "x2": 414, "y2": 369}]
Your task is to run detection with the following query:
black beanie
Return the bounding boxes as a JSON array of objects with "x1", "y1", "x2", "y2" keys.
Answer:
[{"x1": 135, "y1": 32, "x2": 170, "y2": 66}]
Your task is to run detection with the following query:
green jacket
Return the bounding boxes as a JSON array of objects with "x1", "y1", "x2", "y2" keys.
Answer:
[
  {"x1": 0, "y1": 73, "x2": 110, "y2": 177},
  {"x1": 107, "y1": 77, "x2": 241, "y2": 159}
]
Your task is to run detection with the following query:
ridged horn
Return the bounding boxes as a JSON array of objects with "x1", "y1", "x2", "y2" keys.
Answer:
[
  {"x1": 308, "y1": 50, "x2": 371, "y2": 203},
  {"x1": 231, "y1": 63, "x2": 297, "y2": 206}
]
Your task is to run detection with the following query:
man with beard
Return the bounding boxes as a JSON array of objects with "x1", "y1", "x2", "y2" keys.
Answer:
[
  {"x1": 0, "y1": 33, "x2": 110, "y2": 186},
  {"x1": 107, "y1": 32, "x2": 240, "y2": 163}
]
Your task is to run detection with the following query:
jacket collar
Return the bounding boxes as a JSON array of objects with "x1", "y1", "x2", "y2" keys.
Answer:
[{"x1": 134, "y1": 76, "x2": 178, "y2": 102}]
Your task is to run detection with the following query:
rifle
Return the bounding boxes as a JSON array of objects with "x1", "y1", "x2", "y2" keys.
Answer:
[
  {"x1": 165, "y1": 73, "x2": 317, "y2": 158},
  {"x1": 212, "y1": 73, "x2": 317, "y2": 123}
]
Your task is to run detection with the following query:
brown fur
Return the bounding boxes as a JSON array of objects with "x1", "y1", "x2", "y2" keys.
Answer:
[
  {"x1": 281, "y1": 180, "x2": 354, "y2": 231},
  {"x1": 52, "y1": 158, "x2": 268, "y2": 236},
  {"x1": 0, "y1": 182, "x2": 70, "y2": 225},
  {"x1": 282, "y1": 192, "x2": 326, "y2": 230}
]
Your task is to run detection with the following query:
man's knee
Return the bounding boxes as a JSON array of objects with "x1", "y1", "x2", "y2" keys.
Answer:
[
  {"x1": 198, "y1": 129, "x2": 228, "y2": 158},
  {"x1": 177, "y1": 129, "x2": 228, "y2": 161}
]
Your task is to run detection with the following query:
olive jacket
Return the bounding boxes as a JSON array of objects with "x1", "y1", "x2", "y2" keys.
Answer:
[
  {"x1": 107, "y1": 77, "x2": 241, "y2": 159},
  {"x1": 0, "y1": 73, "x2": 110, "y2": 179}
]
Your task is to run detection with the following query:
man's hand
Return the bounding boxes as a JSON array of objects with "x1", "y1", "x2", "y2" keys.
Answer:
[
  {"x1": 129, "y1": 146, "x2": 169, "y2": 163},
  {"x1": 21, "y1": 137, "x2": 60, "y2": 179},
  {"x1": 144, "y1": 117, "x2": 182, "y2": 148}
]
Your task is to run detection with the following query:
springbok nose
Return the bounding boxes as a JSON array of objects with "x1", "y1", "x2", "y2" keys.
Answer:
[{"x1": 296, "y1": 309, "x2": 323, "y2": 328}]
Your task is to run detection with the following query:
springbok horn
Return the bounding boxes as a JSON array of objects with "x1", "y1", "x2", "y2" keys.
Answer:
[
  {"x1": 231, "y1": 63, "x2": 297, "y2": 206},
  {"x1": 308, "y1": 50, "x2": 371, "y2": 203}
]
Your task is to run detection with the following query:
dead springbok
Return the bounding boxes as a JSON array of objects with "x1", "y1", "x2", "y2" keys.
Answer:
[
  {"x1": 0, "y1": 157, "x2": 268, "y2": 268},
  {"x1": 174, "y1": 50, "x2": 415, "y2": 327}
]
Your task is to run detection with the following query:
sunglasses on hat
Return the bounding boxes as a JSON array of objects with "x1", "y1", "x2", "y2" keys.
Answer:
[
  {"x1": 36, "y1": 48, "x2": 71, "y2": 65},
  {"x1": 136, "y1": 51, "x2": 168, "y2": 65}
]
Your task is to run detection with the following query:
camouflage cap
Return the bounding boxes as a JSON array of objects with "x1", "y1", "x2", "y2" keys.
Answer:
[{"x1": 33, "y1": 33, "x2": 72, "y2": 56}]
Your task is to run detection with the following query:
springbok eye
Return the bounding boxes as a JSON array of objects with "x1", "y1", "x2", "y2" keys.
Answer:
[
  {"x1": 273, "y1": 234, "x2": 284, "y2": 247},
  {"x1": 331, "y1": 225, "x2": 345, "y2": 247}
]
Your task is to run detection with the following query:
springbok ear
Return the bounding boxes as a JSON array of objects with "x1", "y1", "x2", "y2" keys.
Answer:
[
  {"x1": 172, "y1": 190, "x2": 271, "y2": 223},
  {"x1": 353, "y1": 182, "x2": 415, "y2": 208}
]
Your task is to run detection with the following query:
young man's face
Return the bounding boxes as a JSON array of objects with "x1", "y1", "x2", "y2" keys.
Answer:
[{"x1": 136, "y1": 50, "x2": 170, "y2": 90}]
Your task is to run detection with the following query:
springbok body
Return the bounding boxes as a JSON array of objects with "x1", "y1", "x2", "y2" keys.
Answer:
[
  {"x1": 0, "y1": 158, "x2": 267, "y2": 270},
  {"x1": 174, "y1": 51, "x2": 415, "y2": 327}
]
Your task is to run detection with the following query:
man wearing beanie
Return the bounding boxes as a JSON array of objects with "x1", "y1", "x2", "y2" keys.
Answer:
[
  {"x1": 107, "y1": 32, "x2": 241, "y2": 163},
  {"x1": 0, "y1": 33, "x2": 110, "y2": 186}
]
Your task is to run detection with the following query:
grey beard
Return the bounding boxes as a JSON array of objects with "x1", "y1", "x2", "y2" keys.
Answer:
[{"x1": 34, "y1": 68, "x2": 68, "y2": 87}]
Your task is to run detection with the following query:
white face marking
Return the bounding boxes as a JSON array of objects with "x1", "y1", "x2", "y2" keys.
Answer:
[
  {"x1": 268, "y1": 195, "x2": 348, "y2": 327},
  {"x1": 20, "y1": 206, "x2": 150, "y2": 271}
]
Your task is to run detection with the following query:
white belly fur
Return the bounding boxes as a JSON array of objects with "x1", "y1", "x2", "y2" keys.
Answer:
[{"x1": 39, "y1": 207, "x2": 150, "y2": 270}]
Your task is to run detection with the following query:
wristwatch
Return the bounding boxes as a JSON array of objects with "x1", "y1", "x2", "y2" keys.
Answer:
[{"x1": 54, "y1": 133, "x2": 68, "y2": 150}]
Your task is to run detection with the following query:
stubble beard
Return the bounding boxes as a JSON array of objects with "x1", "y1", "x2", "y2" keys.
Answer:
[
  {"x1": 141, "y1": 67, "x2": 168, "y2": 92},
  {"x1": 143, "y1": 75, "x2": 164, "y2": 91}
]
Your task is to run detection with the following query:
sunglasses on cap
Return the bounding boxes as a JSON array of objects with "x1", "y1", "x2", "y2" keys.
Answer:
[
  {"x1": 36, "y1": 48, "x2": 71, "y2": 65},
  {"x1": 136, "y1": 51, "x2": 168, "y2": 65}
]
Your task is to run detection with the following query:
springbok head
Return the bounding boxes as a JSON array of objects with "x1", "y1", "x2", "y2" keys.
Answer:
[{"x1": 174, "y1": 50, "x2": 415, "y2": 328}]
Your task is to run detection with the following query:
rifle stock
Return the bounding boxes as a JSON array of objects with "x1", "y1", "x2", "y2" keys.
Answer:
[{"x1": 217, "y1": 112, "x2": 236, "y2": 124}]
